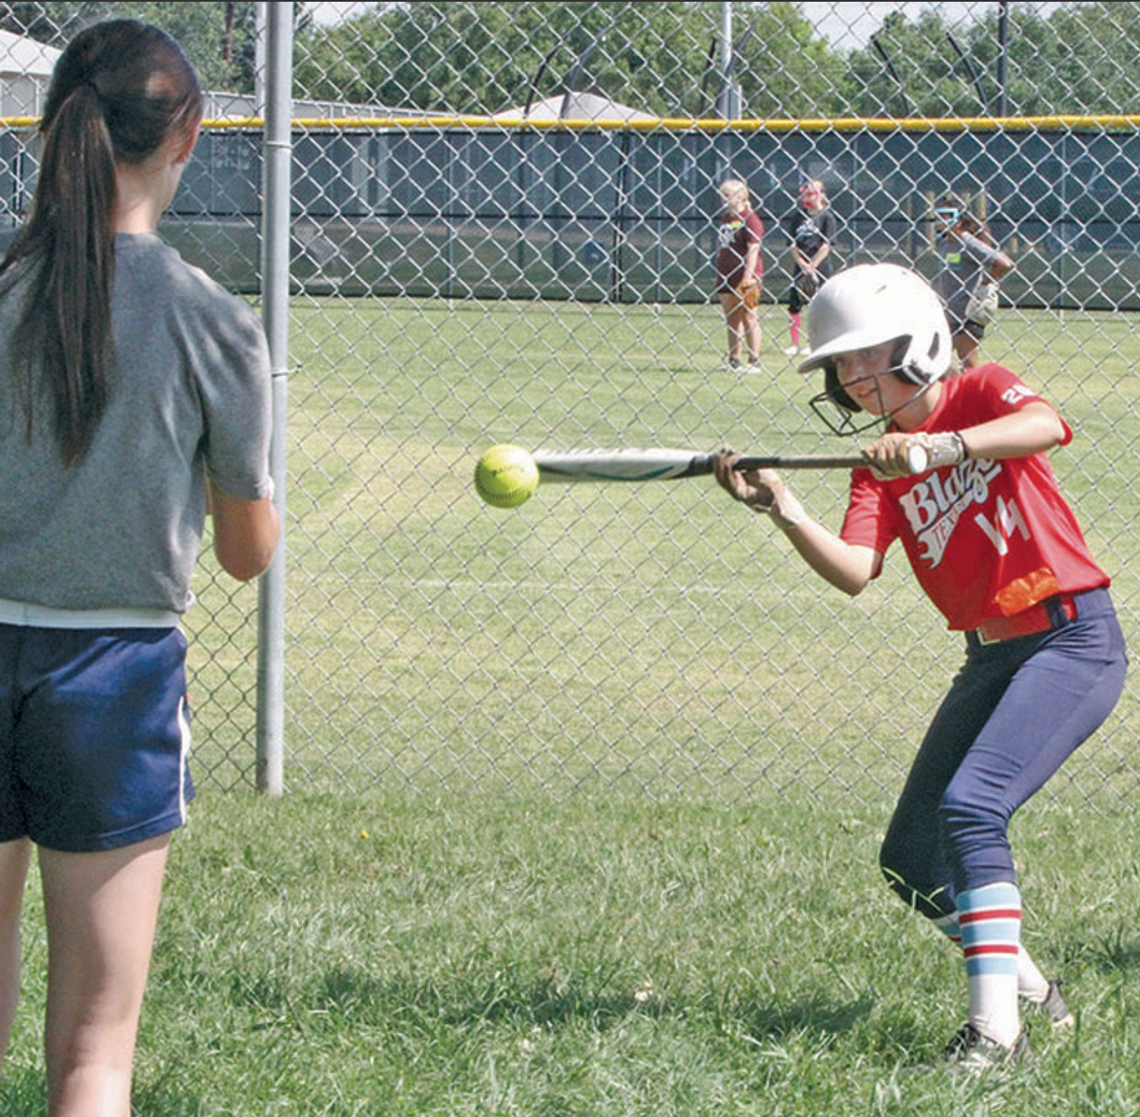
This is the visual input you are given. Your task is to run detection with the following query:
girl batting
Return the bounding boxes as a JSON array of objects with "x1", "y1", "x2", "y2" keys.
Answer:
[{"x1": 714, "y1": 263, "x2": 1126, "y2": 1068}]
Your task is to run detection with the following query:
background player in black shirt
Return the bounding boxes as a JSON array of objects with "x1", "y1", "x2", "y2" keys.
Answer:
[{"x1": 783, "y1": 180, "x2": 838, "y2": 358}]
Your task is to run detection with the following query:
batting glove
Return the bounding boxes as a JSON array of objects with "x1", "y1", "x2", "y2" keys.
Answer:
[
  {"x1": 965, "y1": 277, "x2": 999, "y2": 326},
  {"x1": 869, "y1": 432, "x2": 967, "y2": 478},
  {"x1": 911, "y1": 431, "x2": 969, "y2": 471}
]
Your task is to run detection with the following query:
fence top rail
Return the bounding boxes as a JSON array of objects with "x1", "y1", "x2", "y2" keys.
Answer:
[{"x1": 3, "y1": 115, "x2": 1140, "y2": 135}]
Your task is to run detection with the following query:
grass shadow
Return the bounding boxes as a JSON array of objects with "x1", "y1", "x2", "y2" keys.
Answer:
[
  {"x1": 734, "y1": 992, "x2": 876, "y2": 1044},
  {"x1": 313, "y1": 963, "x2": 670, "y2": 1034},
  {"x1": 1062, "y1": 924, "x2": 1140, "y2": 974}
]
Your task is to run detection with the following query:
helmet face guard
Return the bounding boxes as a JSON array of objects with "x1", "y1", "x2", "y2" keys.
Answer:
[
  {"x1": 808, "y1": 349, "x2": 938, "y2": 437},
  {"x1": 809, "y1": 365, "x2": 879, "y2": 436},
  {"x1": 809, "y1": 386, "x2": 882, "y2": 437}
]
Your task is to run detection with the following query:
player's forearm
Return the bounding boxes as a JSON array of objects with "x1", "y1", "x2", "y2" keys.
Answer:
[
  {"x1": 865, "y1": 402, "x2": 1065, "y2": 477},
  {"x1": 960, "y1": 401, "x2": 1064, "y2": 460},
  {"x1": 716, "y1": 456, "x2": 877, "y2": 595},
  {"x1": 209, "y1": 478, "x2": 281, "y2": 581},
  {"x1": 989, "y1": 253, "x2": 1013, "y2": 280},
  {"x1": 773, "y1": 515, "x2": 878, "y2": 596}
]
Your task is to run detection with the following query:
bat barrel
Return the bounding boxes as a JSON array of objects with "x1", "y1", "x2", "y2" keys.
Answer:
[{"x1": 533, "y1": 449, "x2": 714, "y2": 482}]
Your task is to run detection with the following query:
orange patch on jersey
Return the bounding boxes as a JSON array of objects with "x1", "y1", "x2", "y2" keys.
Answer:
[{"x1": 995, "y1": 567, "x2": 1061, "y2": 616}]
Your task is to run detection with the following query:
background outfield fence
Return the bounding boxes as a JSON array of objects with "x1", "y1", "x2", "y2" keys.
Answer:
[
  {"x1": 164, "y1": 123, "x2": 1140, "y2": 309},
  {"x1": 1, "y1": 1, "x2": 1138, "y2": 805}
]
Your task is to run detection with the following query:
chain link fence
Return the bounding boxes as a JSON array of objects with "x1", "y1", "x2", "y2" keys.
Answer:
[{"x1": 1, "y1": 1, "x2": 1138, "y2": 805}]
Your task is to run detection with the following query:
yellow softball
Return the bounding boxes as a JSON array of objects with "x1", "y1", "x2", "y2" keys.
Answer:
[{"x1": 473, "y1": 444, "x2": 539, "y2": 509}]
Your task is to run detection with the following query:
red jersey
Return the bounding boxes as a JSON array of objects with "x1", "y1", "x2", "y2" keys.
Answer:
[
  {"x1": 840, "y1": 364, "x2": 1109, "y2": 631},
  {"x1": 715, "y1": 210, "x2": 764, "y2": 285}
]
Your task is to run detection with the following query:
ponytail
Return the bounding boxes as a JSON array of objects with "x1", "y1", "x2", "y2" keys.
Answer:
[
  {"x1": 0, "y1": 19, "x2": 202, "y2": 465},
  {"x1": 3, "y1": 83, "x2": 116, "y2": 463}
]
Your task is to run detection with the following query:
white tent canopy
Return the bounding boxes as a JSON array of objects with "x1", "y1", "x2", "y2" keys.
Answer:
[
  {"x1": 495, "y1": 90, "x2": 657, "y2": 123},
  {"x1": 0, "y1": 29, "x2": 59, "y2": 78},
  {"x1": 0, "y1": 29, "x2": 60, "y2": 117}
]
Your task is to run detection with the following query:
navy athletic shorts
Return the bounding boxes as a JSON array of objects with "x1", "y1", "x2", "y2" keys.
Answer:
[{"x1": 0, "y1": 624, "x2": 194, "y2": 853}]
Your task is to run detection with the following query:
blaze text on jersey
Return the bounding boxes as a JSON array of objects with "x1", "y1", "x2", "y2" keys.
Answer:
[{"x1": 898, "y1": 459, "x2": 1006, "y2": 568}]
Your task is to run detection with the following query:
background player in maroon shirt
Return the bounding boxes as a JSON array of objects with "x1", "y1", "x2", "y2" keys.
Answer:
[
  {"x1": 713, "y1": 264, "x2": 1126, "y2": 1070},
  {"x1": 714, "y1": 178, "x2": 764, "y2": 370}
]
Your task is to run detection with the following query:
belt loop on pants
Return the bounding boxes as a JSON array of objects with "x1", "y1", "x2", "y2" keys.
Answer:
[{"x1": 971, "y1": 593, "x2": 1078, "y2": 647}]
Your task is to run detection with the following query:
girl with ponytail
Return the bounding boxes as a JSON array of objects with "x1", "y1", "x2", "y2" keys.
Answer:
[{"x1": 0, "y1": 21, "x2": 278, "y2": 1114}]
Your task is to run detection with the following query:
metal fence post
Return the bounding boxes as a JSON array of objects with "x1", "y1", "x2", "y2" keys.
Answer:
[{"x1": 256, "y1": 0, "x2": 293, "y2": 796}]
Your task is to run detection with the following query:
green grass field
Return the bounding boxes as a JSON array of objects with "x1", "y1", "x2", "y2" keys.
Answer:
[
  {"x1": 6, "y1": 793, "x2": 1140, "y2": 1115},
  {"x1": 4, "y1": 298, "x2": 1138, "y2": 1114}
]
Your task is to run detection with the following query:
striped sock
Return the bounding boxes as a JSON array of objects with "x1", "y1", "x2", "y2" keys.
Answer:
[
  {"x1": 934, "y1": 912, "x2": 961, "y2": 946},
  {"x1": 957, "y1": 882, "x2": 1022, "y2": 1047},
  {"x1": 933, "y1": 909, "x2": 1050, "y2": 1002},
  {"x1": 1016, "y1": 944, "x2": 1050, "y2": 1004}
]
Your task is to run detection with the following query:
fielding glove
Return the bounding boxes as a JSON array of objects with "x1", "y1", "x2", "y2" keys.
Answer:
[
  {"x1": 737, "y1": 280, "x2": 760, "y2": 309},
  {"x1": 965, "y1": 277, "x2": 999, "y2": 326}
]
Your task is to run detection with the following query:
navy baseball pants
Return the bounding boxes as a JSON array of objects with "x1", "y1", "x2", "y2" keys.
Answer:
[{"x1": 880, "y1": 587, "x2": 1127, "y2": 920}]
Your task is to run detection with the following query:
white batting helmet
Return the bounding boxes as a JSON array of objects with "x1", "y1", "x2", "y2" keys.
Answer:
[{"x1": 798, "y1": 263, "x2": 952, "y2": 388}]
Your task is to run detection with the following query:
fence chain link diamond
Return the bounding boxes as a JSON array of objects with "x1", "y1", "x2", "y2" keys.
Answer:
[{"x1": 0, "y1": 2, "x2": 1136, "y2": 805}]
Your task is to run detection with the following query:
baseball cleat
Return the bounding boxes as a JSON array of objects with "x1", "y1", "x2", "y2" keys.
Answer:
[
  {"x1": 942, "y1": 1022, "x2": 1030, "y2": 1071},
  {"x1": 1027, "y1": 979, "x2": 1074, "y2": 1028},
  {"x1": 783, "y1": 344, "x2": 799, "y2": 357}
]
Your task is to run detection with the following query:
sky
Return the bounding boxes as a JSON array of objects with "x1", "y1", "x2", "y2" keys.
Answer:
[
  {"x1": 797, "y1": 1, "x2": 1072, "y2": 49},
  {"x1": 306, "y1": 2, "x2": 1077, "y2": 49},
  {"x1": 308, "y1": 2, "x2": 378, "y2": 26}
]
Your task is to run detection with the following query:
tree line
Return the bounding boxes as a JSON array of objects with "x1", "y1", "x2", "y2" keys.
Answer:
[
  {"x1": 291, "y1": 1, "x2": 1139, "y2": 119},
  {"x1": 3, "y1": 2, "x2": 1137, "y2": 119},
  {"x1": 1, "y1": 1, "x2": 260, "y2": 92}
]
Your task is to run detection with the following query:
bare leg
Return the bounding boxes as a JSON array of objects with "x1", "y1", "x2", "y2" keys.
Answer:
[
  {"x1": 0, "y1": 838, "x2": 32, "y2": 1069},
  {"x1": 743, "y1": 305, "x2": 763, "y2": 361},
  {"x1": 718, "y1": 292, "x2": 744, "y2": 363},
  {"x1": 40, "y1": 834, "x2": 170, "y2": 1117}
]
